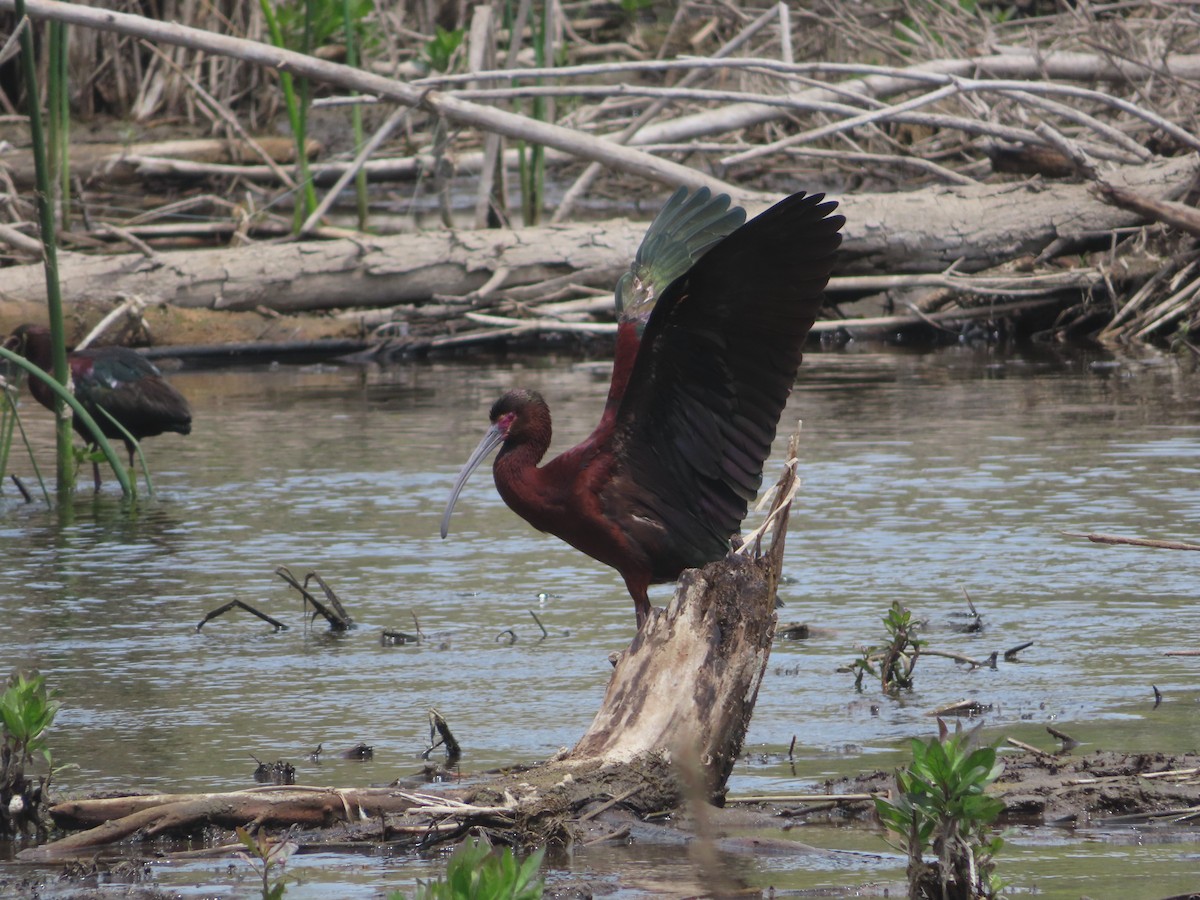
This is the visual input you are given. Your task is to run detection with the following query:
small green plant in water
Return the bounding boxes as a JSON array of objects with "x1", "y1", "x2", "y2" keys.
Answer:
[
  {"x1": 851, "y1": 600, "x2": 923, "y2": 694},
  {"x1": 235, "y1": 825, "x2": 298, "y2": 900},
  {"x1": 394, "y1": 838, "x2": 544, "y2": 900},
  {"x1": 1, "y1": 671, "x2": 59, "y2": 770},
  {"x1": 875, "y1": 729, "x2": 1006, "y2": 899},
  {"x1": 0, "y1": 671, "x2": 61, "y2": 836}
]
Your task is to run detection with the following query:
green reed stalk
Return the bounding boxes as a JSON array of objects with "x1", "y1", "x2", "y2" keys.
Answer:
[
  {"x1": 296, "y1": 0, "x2": 315, "y2": 228},
  {"x1": 341, "y1": 0, "x2": 369, "y2": 230},
  {"x1": 518, "y1": 2, "x2": 548, "y2": 226},
  {"x1": 7, "y1": 399, "x2": 52, "y2": 507},
  {"x1": 95, "y1": 406, "x2": 153, "y2": 497},
  {"x1": 47, "y1": 20, "x2": 70, "y2": 229},
  {"x1": 14, "y1": 0, "x2": 78, "y2": 498},
  {"x1": 259, "y1": 0, "x2": 319, "y2": 230},
  {"x1": 0, "y1": 384, "x2": 17, "y2": 486}
]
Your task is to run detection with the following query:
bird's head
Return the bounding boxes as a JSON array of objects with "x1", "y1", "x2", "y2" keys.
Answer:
[
  {"x1": 4, "y1": 324, "x2": 32, "y2": 354},
  {"x1": 440, "y1": 389, "x2": 549, "y2": 539},
  {"x1": 487, "y1": 388, "x2": 548, "y2": 444},
  {"x1": 2, "y1": 324, "x2": 52, "y2": 364}
]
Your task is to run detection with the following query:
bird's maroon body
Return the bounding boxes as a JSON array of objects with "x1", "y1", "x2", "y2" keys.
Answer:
[
  {"x1": 443, "y1": 189, "x2": 844, "y2": 627},
  {"x1": 5, "y1": 324, "x2": 192, "y2": 486}
]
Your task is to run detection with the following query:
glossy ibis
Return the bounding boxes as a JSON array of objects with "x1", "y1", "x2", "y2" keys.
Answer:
[
  {"x1": 441, "y1": 188, "x2": 843, "y2": 627},
  {"x1": 4, "y1": 324, "x2": 192, "y2": 488}
]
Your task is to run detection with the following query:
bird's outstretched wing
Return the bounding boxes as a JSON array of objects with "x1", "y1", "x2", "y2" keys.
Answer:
[
  {"x1": 615, "y1": 187, "x2": 746, "y2": 325},
  {"x1": 601, "y1": 191, "x2": 843, "y2": 579}
]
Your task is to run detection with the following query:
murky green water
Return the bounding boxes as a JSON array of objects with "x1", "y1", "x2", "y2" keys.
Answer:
[{"x1": 2, "y1": 344, "x2": 1198, "y2": 897}]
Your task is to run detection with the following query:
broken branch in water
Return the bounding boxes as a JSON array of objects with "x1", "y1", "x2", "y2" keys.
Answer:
[
  {"x1": 424, "y1": 708, "x2": 461, "y2": 765},
  {"x1": 1047, "y1": 726, "x2": 1080, "y2": 751},
  {"x1": 1062, "y1": 532, "x2": 1200, "y2": 551},
  {"x1": 274, "y1": 566, "x2": 354, "y2": 630},
  {"x1": 529, "y1": 610, "x2": 548, "y2": 640},
  {"x1": 1004, "y1": 641, "x2": 1034, "y2": 662},
  {"x1": 921, "y1": 649, "x2": 998, "y2": 670},
  {"x1": 196, "y1": 599, "x2": 288, "y2": 631},
  {"x1": 723, "y1": 792, "x2": 881, "y2": 805},
  {"x1": 1005, "y1": 737, "x2": 1057, "y2": 760}
]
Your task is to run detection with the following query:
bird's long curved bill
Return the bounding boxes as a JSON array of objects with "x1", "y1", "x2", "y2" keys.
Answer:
[{"x1": 440, "y1": 424, "x2": 506, "y2": 539}]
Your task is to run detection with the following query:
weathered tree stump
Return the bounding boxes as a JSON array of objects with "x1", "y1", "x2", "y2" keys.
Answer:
[{"x1": 566, "y1": 551, "x2": 779, "y2": 795}]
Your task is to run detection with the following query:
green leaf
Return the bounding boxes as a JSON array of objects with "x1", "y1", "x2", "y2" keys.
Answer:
[{"x1": 235, "y1": 826, "x2": 261, "y2": 855}]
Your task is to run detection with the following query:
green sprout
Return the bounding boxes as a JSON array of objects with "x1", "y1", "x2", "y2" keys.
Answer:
[
  {"x1": 875, "y1": 730, "x2": 1006, "y2": 899},
  {"x1": 235, "y1": 825, "x2": 298, "y2": 900},
  {"x1": 851, "y1": 600, "x2": 924, "y2": 694},
  {"x1": 395, "y1": 838, "x2": 545, "y2": 900}
]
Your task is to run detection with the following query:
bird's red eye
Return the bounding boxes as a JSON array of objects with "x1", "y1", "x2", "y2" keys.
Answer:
[{"x1": 498, "y1": 411, "x2": 518, "y2": 433}]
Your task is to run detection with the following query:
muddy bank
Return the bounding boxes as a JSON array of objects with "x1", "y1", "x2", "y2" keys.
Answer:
[
  {"x1": 784, "y1": 749, "x2": 1200, "y2": 829},
  {"x1": 28, "y1": 749, "x2": 1200, "y2": 864}
]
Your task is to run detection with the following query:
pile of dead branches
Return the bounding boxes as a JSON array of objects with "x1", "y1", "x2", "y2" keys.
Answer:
[{"x1": 0, "y1": 0, "x2": 1198, "y2": 351}]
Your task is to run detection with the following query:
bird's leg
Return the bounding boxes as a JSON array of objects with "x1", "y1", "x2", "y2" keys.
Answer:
[
  {"x1": 630, "y1": 581, "x2": 652, "y2": 630},
  {"x1": 92, "y1": 460, "x2": 102, "y2": 492}
]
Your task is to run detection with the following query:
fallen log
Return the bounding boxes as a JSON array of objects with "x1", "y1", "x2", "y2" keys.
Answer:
[
  {"x1": 1, "y1": 157, "x2": 1194, "y2": 322},
  {"x1": 29, "y1": 786, "x2": 470, "y2": 859}
]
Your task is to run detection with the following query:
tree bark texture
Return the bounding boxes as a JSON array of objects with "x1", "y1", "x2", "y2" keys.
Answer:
[
  {"x1": 566, "y1": 553, "x2": 777, "y2": 795},
  {"x1": 1, "y1": 157, "x2": 1194, "y2": 322}
]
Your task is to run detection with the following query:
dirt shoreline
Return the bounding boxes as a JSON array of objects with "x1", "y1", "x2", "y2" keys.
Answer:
[
  {"x1": 802, "y1": 749, "x2": 1200, "y2": 827},
  {"x1": 30, "y1": 748, "x2": 1200, "y2": 859}
]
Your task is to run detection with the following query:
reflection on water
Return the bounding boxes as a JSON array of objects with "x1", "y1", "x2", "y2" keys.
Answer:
[{"x1": 2, "y1": 345, "x2": 1199, "y2": 897}]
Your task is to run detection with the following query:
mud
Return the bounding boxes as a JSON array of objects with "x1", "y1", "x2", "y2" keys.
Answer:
[{"x1": 788, "y1": 749, "x2": 1200, "y2": 828}]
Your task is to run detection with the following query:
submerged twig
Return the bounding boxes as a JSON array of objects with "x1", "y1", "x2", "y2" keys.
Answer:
[
  {"x1": 1062, "y1": 532, "x2": 1200, "y2": 551},
  {"x1": 275, "y1": 566, "x2": 354, "y2": 630},
  {"x1": 1003, "y1": 641, "x2": 1034, "y2": 662},
  {"x1": 197, "y1": 599, "x2": 288, "y2": 631},
  {"x1": 424, "y1": 708, "x2": 461, "y2": 764},
  {"x1": 529, "y1": 610, "x2": 548, "y2": 640}
]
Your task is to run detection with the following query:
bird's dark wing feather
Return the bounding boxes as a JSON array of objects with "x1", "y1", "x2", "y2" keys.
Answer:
[
  {"x1": 615, "y1": 187, "x2": 746, "y2": 325},
  {"x1": 74, "y1": 349, "x2": 192, "y2": 438},
  {"x1": 602, "y1": 191, "x2": 843, "y2": 578}
]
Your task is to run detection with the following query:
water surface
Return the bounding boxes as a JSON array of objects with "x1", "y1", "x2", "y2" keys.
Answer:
[{"x1": 2, "y1": 344, "x2": 1198, "y2": 897}]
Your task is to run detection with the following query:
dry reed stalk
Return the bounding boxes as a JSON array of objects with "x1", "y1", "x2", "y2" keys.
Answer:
[{"x1": 1, "y1": 0, "x2": 1198, "y2": 347}]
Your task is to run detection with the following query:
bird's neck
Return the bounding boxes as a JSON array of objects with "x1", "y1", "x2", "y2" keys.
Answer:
[
  {"x1": 598, "y1": 321, "x2": 640, "y2": 428},
  {"x1": 20, "y1": 333, "x2": 54, "y2": 369},
  {"x1": 492, "y1": 431, "x2": 575, "y2": 534}
]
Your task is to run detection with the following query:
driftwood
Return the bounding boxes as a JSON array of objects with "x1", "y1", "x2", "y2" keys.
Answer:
[
  {"x1": 0, "y1": 0, "x2": 745, "y2": 201},
  {"x1": 0, "y1": 157, "x2": 1194, "y2": 324},
  {"x1": 627, "y1": 51, "x2": 1200, "y2": 149},
  {"x1": 1, "y1": 1, "x2": 1197, "y2": 346},
  {"x1": 0, "y1": 138, "x2": 318, "y2": 189},
  {"x1": 21, "y1": 435, "x2": 800, "y2": 861},
  {"x1": 28, "y1": 786, "x2": 455, "y2": 859}
]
